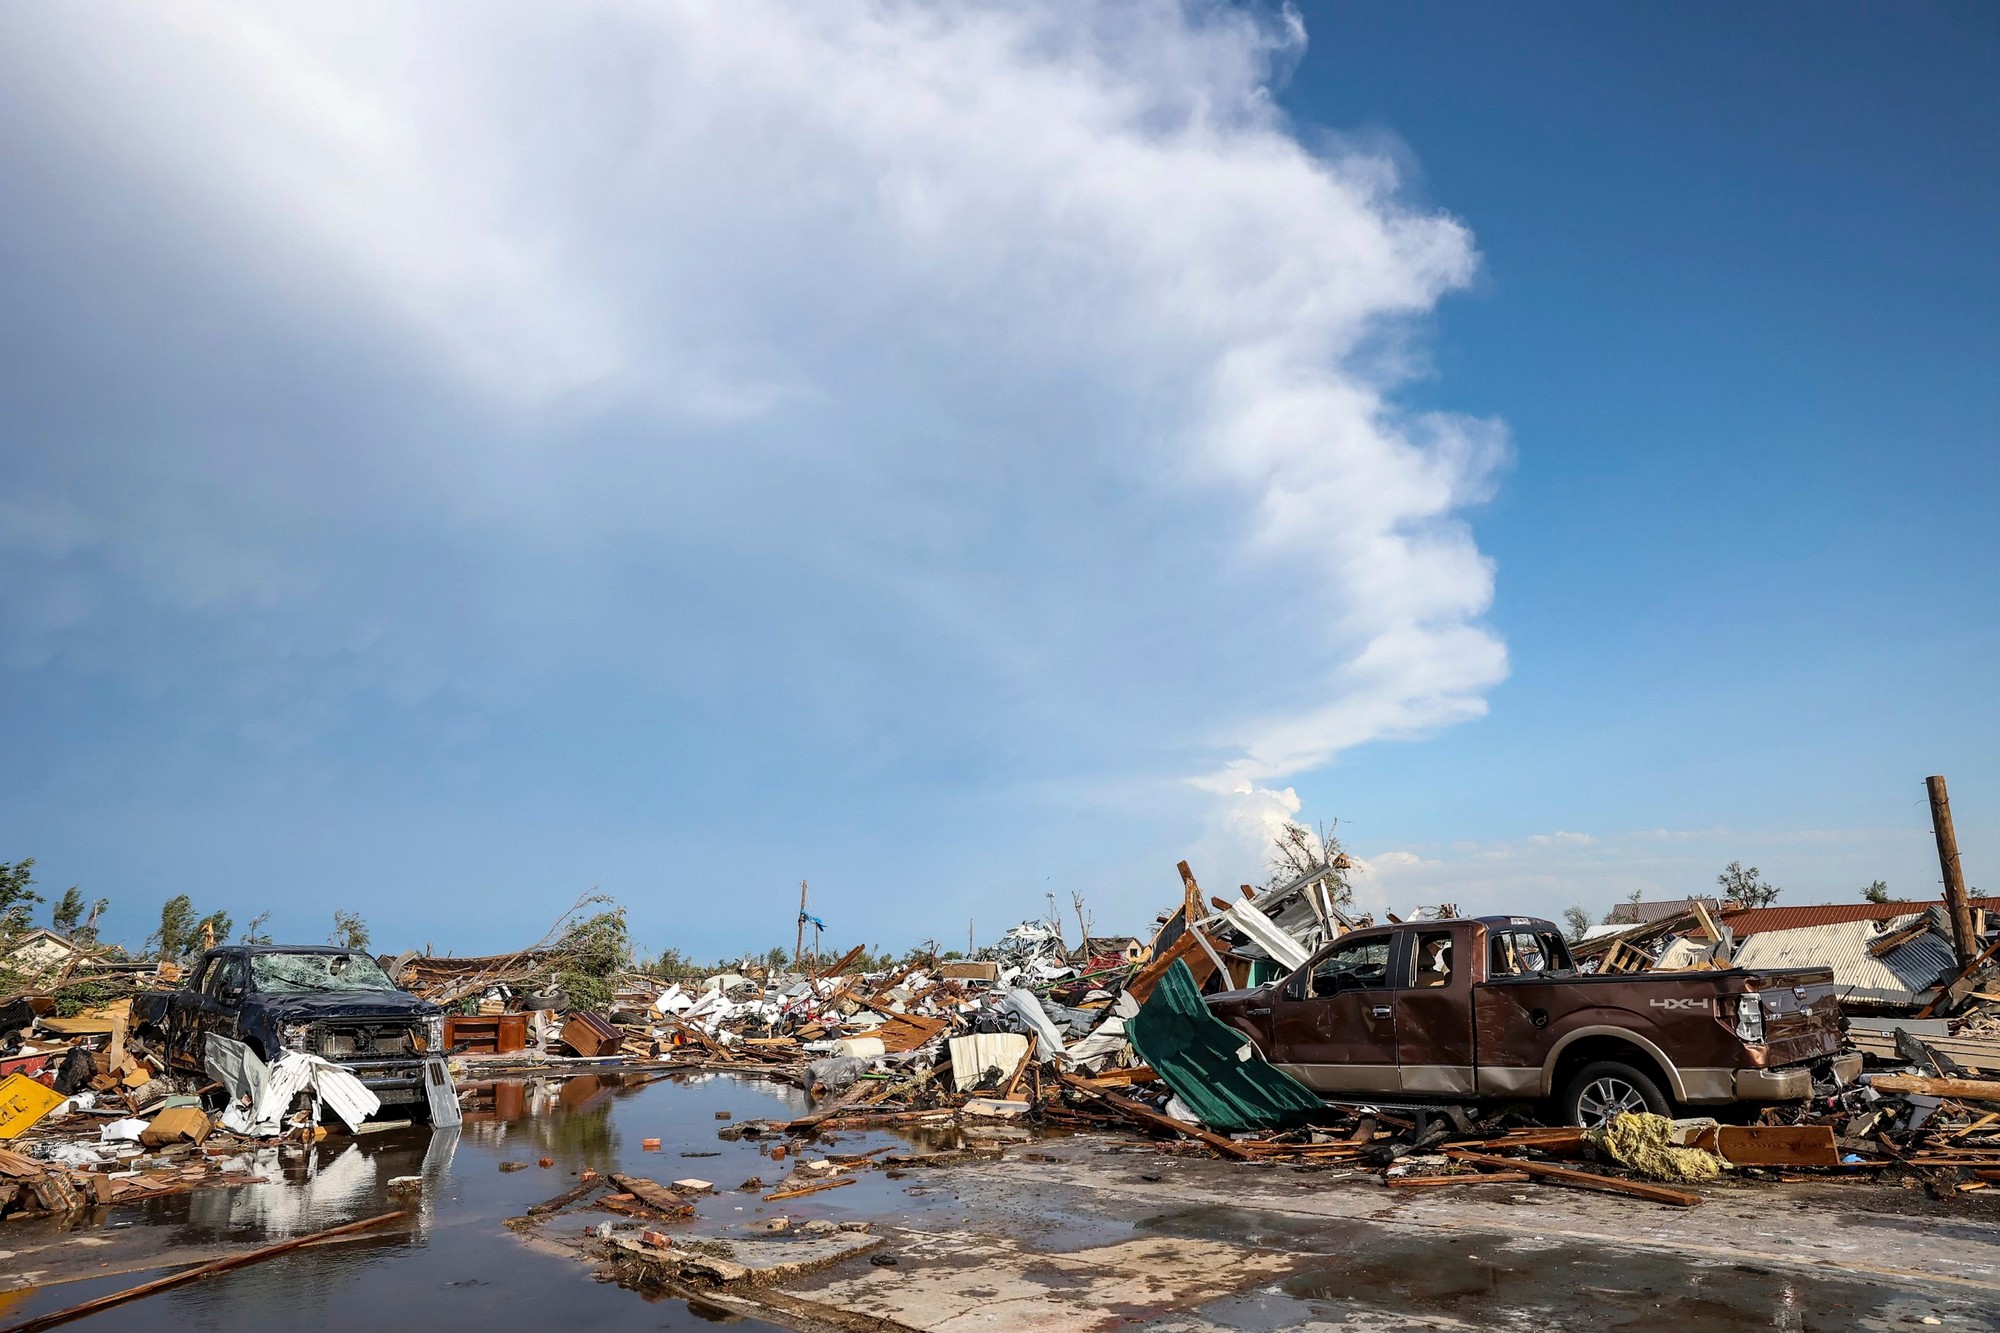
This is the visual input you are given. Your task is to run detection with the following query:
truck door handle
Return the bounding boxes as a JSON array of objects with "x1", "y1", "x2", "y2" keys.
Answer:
[{"x1": 1370, "y1": 1005, "x2": 1392, "y2": 1019}]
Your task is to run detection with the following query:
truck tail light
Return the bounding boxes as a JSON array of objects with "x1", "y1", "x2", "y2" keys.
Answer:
[{"x1": 1734, "y1": 993, "x2": 1765, "y2": 1044}]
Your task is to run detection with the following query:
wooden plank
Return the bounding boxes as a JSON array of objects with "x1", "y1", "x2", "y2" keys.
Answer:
[
  {"x1": 1387, "y1": 1171, "x2": 1532, "y2": 1188},
  {"x1": 608, "y1": 1174, "x2": 687, "y2": 1212},
  {"x1": 1866, "y1": 1074, "x2": 2000, "y2": 1102},
  {"x1": 763, "y1": 1176, "x2": 856, "y2": 1202},
  {"x1": 1690, "y1": 899, "x2": 1724, "y2": 944},
  {"x1": 778, "y1": 1082, "x2": 877, "y2": 1131},
  {"x1": 1073, "y1": 1066, "x2": 1157, "y2": 1088},
  {"x1": 1002, "y1": 1035, "x2": 1038, "y2": 1100},
  {"x1": 1126, "y1": 928, "x2": 1227, "y2": 1003},
  {"x1": 526, "y1": 1174, "x2": 604, "y2": 1215},
  {"x1": 813, "y1": 944, "x2": 868, "y2": 983},
  {"x1": 1445, "y1": 1150, "x2": 1703, "y2": 1207},
  {"x1": 1125, "y1": 930, "x2": 1204, "y2": 1004},
  {"x1": 1463, "y1": 1127, "x2": 1587, "y2": 1154},
  {"x1": 869, "y1": 1012, "x2": 950, "y2": 1054},
  {"x1": 1697, "y1": 1125, "x2": 1839, "y2": 1168}
]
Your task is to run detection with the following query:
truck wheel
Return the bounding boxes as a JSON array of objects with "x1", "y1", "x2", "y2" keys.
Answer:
[{"x1": 1561, "y1": 1060, "x2": 1669, "y2": 1128}]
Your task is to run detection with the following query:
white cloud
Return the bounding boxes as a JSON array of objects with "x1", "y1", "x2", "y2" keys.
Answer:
[{"x1": 0, "y1": 2, "x2": 1507, "y2": 876}]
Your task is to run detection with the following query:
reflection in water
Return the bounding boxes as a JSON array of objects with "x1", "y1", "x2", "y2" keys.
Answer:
[
  {"x1": 186, "y1": 1143, "x2": 383, "y2": 1240},
  {"x1": 460, "y1": 1074, "x2": 623, "y2": 1174},
  {"x1": 5, "y1": 1074, "x2": 831, "y2": 1333}
]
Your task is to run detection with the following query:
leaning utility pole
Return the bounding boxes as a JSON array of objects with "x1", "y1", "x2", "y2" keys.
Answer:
[{"x1": 1927, "y1": 776, "x2": 1977, "y2": 970}]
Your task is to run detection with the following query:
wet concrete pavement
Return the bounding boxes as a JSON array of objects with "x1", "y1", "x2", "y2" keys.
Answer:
[
  {"x1": 3, "y1": 1071, "x2": 1997, "y2": 1332},
  {"x1": 784, "y1": 1139, "x2": 2000, "y2": 1331}
]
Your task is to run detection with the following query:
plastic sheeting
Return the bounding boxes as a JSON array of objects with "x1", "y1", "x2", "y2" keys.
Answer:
[
  {"x1": 806, "y1": 1055, "x2": 872, "y2": 1093},
  {"x1": 1000, "y1": 988, "x2": 1070, "y2": 1058},
  {"x1": 1125, "y1": 960, "x2": 1322, "y2": 1133},
  {"x1": 1062, "y1": 993, "x2": 1139, "y2": 1073}
]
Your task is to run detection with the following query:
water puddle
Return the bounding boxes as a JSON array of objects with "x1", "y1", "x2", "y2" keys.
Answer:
[
  {"x1": 1136, "y1": 1203, "x2": 1980, "y2": 1331},
  {"x1": 0, "y1": 1070, "x2": 974, "y2": 1331}
]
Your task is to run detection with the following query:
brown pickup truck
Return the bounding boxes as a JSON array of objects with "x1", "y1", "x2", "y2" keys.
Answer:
[{"x1": 1205, "y1": 915, "x2": 1857, "y2": 1126}]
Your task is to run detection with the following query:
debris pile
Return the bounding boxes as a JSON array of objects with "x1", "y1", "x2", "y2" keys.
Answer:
[
  {"x1": 1573, "y1": 896, "x2": 2000, "y2": 1016},
  {"x1": 8, "y1": 839, "x2": 2000, "y2": 1228}
]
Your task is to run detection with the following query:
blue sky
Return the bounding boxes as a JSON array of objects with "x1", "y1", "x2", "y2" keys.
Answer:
[{"x1": 1, "y1": 2, "x2": 1993, "y2": 960}]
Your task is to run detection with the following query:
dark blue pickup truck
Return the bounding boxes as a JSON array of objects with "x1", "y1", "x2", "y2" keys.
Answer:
[{"x1": 132, "y1": 945, "x2": 447, "y2": 1115}]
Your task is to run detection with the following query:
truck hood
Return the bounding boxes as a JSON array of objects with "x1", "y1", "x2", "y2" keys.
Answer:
[
  {"x1": 1202, "y1": 986, "x2": 1262, "y2": 1007},
  {"x1": 251, "y1": 992, "x2": 437, "y2": 1023}
]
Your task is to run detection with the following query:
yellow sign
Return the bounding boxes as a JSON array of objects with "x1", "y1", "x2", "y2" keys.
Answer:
[{"x1": 0, "y1": 1071, "x2": 65, "y2": 1140}]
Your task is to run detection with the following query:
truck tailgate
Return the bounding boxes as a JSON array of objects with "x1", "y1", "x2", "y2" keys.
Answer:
[{"x1": 1742, "y1": 969, "x2": 1842, "y2": 1065}]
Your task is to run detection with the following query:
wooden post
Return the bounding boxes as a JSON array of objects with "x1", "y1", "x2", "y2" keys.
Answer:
[{"x1": 1927, "y1": 776, "x2": 1976, "y2": 970}]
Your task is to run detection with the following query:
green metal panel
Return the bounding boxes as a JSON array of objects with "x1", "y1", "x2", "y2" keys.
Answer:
[{"x1": 1125, "y1": 960, "x2": 1323, "y2": 1133}]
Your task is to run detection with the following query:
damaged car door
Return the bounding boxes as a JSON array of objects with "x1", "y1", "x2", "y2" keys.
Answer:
[
  {"x1": 168, "y1": 950, "x2": 246, "y2": 1067},
  {"x1": 1395, "y1": 924, "x2": 1478, "y2": 1096},
  {"x1": 1266, "y1": 930, "x2": 1400, "y2": 1094}
]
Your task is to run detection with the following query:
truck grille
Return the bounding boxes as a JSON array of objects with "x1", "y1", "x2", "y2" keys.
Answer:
[{"x1": 309, "y1": 1020, "x2": 419, "y2": 1059}]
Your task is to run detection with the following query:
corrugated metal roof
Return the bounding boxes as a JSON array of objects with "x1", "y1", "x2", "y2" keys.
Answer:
[
  {"x1": 1604, "y1": 897, "x2": 1723, "y2": 925},
  {"x1": 1729, "y1": 914, "x2": 1956, "y2": 1006},
  {"x1": 1718, "y1": 898, "x2": 2000, "y2": 937}
]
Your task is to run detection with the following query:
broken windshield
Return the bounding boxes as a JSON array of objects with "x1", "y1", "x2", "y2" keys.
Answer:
[{"x1": 249, "y1": 952, "x2": 398, "y2": 994}]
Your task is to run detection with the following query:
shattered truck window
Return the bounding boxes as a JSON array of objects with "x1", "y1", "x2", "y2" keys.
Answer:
[
  {"x1": 250, "y1": 951, "x2": 399, "y2": 994},
  {"x1": 1310, "y1": 938, "x2": 1391, "y2": 996}
]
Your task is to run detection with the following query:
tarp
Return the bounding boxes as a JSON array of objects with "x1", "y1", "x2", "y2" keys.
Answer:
[{"x1": 1125, "y1": 960, "x2": 1322, "y2": 1133}]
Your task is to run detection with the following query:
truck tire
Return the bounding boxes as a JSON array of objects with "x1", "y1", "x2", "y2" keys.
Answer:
[{"x1": 1561, "y1": 1059, "x2": 1670, "y2": 1128}]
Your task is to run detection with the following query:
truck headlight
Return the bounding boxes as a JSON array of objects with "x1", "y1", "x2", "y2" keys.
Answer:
[
  {"x1": 1733, "y1": 994, "x2": 1765, "y2": 1044},
  {"x1": 281, "y1": 1023, "x2": 312, "y2": 1051},
  {"x1": 416, "y1": 1016, "x2": 445, "y2": 1052}
]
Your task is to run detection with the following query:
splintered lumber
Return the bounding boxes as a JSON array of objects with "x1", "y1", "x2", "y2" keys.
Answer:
[
  {"x1": 1126, "y1": 929, "x2": 1225, "y2": 1003},
  {"x1": 1866, "y1": 1074, "x2": 2000, "y2": 1102},
  {"x1": 1462, "y1": 1127, "x2": 1588, "y2": 1156},
  {"x1": 608, "y1": 1174, "x2": 687, "y2": 1212},
  {"x1": 814, "y1": 944, "x2": 868, "y2": 982},
  {"x1": 0, "y1": 1209, "x2": 410, "y2": 1333},
  {"x1": 1445, "y1": 1150, "x2": 1703, "y2": 1207},
  {"x1": 763, "y1": 1176, "x2": 856, "y2": 1202},
  {"x1": 871, "y1": 1012, "x2": 950, "y2": 1054},
  {"x1": 780, "y1": 1083, "x2": 880, "y2": 1132},
  {"x1": 1388, "y1": 1171, "x2": 1532, "y2": 1188},
  {"x1": 1074, "y1": 1066, "x2": 1156, "y2": 1088},
  {"x1": 1059, "y1": 1073, "x2": 1253, "y2": 1160},
  {"x1": 1002, "y1": 1036, "x2": 1039, "y2": 1100},
  {"x1": 0, "y1": 1148, "x2": 46, "y2": 1177},
  {"x1": 853, "y1": 1061, "x2": 941, "y2": 1109},
  {"x1": 818, "y1": 1108, "x2": 957, "y2": 1128}
]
